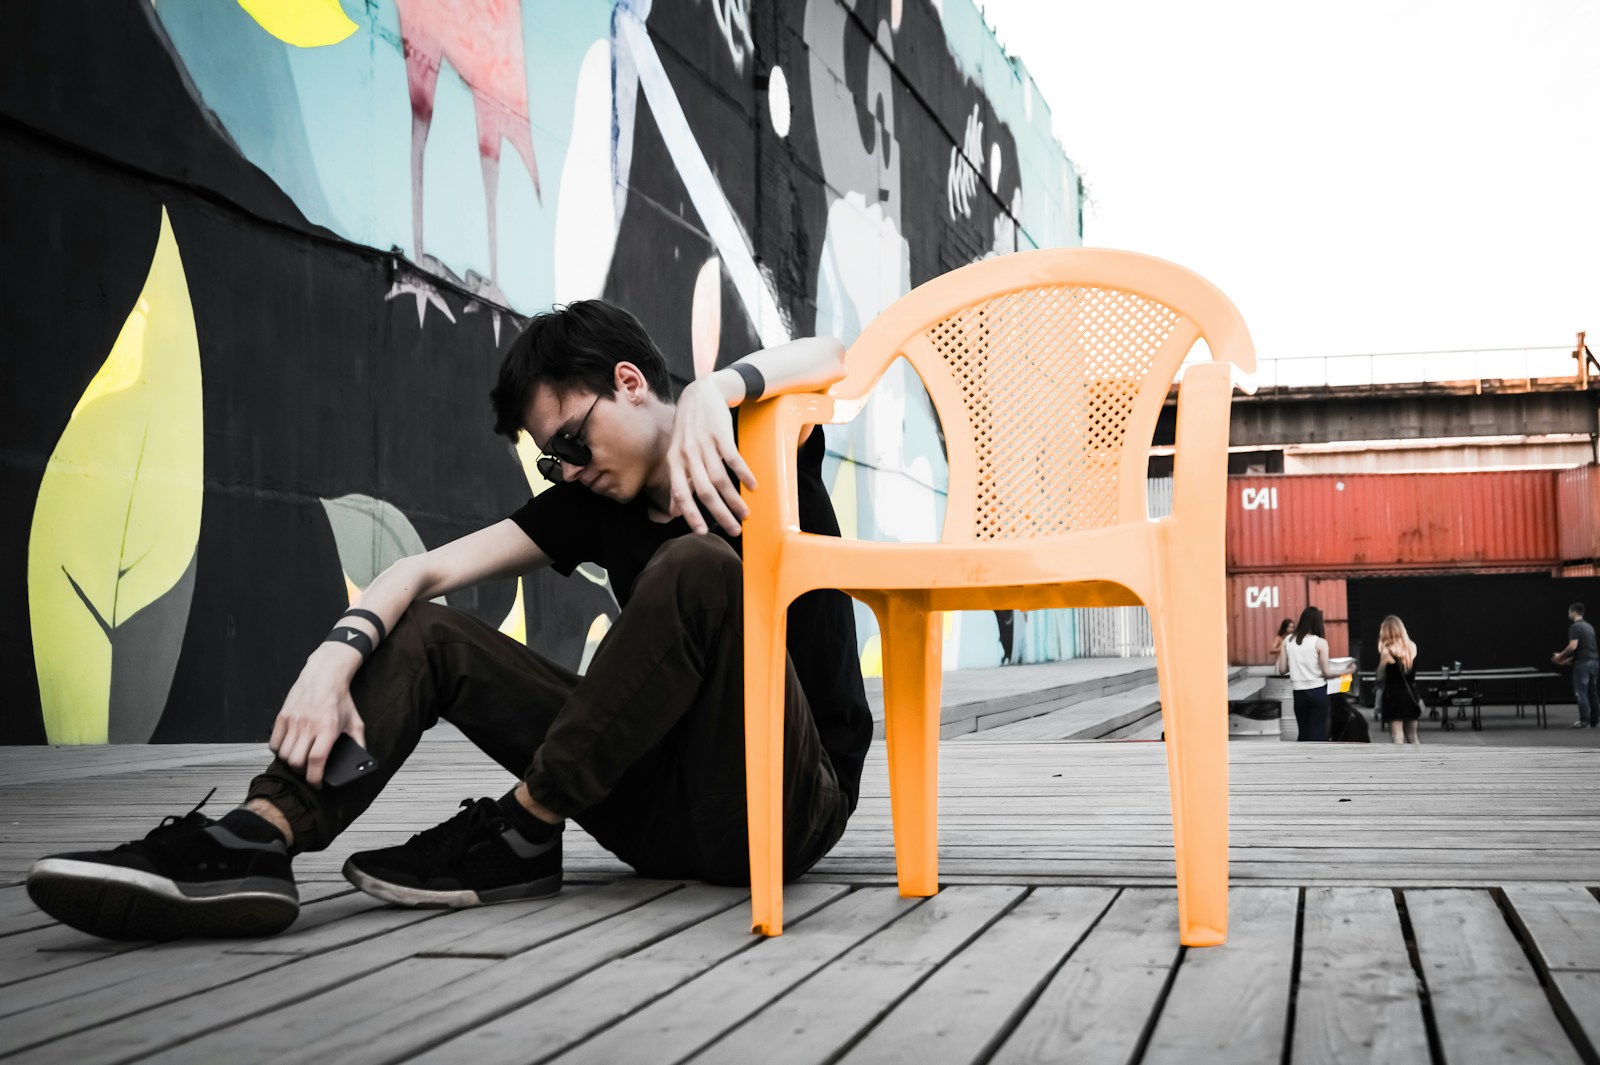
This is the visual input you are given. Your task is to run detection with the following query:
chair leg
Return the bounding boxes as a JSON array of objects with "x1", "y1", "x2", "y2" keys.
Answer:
[
  {"x1": 881, "y1": 594, "x2": 942, "y2": 898},
  {"x1": 743, "y1": 581, "x2": 789, "y2": 936},
  {"x1": 1150, "y1": 584, "x2": 1230, "y2": 947}
]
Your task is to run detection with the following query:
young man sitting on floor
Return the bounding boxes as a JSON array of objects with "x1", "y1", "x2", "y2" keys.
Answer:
[{"x1": 28, "y1": 301, "x2": 873, "y2": 939}]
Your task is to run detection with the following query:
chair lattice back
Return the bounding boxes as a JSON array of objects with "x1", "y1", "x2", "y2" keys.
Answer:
[{"x1": 924, "y1": 284, "x2": 1184, "y2": 540}]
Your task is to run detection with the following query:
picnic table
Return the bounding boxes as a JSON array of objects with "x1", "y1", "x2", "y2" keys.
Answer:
[{"x1": 1358, "y1": 667, "x2": 1562, "y2": 731}]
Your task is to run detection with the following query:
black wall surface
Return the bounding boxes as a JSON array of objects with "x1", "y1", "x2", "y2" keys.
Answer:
[
  {"x1": 2, "y1": 0, "x2": 1066, "y2": 741},
  {"x1": 1351, "y1": 573, "x2": 1600, "y2": 706}
]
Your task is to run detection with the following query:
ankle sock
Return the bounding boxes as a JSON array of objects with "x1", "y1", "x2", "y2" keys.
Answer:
[
  {"x1": 497, "y1": 790, "x2": 562, "y2": 843},
  {"x1": 219, "y1": 808, "x2": 287, "y2": 845}
]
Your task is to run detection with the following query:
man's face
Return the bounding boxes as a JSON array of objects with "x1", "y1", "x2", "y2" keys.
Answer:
[{"x1": 523, "y1": 377, "x2": 658, "y2": 502}]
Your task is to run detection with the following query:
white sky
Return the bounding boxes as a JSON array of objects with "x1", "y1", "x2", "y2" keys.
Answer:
[{"x1": 979, "y1": 0, "x2": 1600, "y2": 361}]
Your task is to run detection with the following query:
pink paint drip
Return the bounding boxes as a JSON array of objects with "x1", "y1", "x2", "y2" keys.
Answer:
[{"x1": 395, "y1": 0, "x2": 542, "y2": 288}]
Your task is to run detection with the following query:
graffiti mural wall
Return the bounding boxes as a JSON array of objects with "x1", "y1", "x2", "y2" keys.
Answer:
[{"x1": 0, "y1": 0, "x2": 1080, "y2": 743}]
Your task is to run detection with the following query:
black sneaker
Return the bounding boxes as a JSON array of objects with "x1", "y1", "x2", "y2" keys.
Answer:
[
  {"x1": 26, "y1": 791, "x2": 298, "y2": 940},
  {"x1": 343, "y1": 797, "x2": 562, "y2": 907}
]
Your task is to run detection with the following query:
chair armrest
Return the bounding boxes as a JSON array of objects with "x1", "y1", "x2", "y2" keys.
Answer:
[
  {"x1": 1171, "y1": 360, "x2": 1233, "y2": 528},
  {"x1": 739, "y1": 392, "x2": 837, "y2": 538}
]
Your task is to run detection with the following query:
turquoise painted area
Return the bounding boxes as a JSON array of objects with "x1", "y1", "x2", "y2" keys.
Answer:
[
  {"x1": 936, "y1": 0, "x2": 1076, "y2": 249},
  {"x1": 154, "y1": 0, "x2": 610, "y2": 312},
  {"x1": 149, "y1": 0, "x2": 1090, "y2": 672},
  {"x1": 154, "y1": 0, "x2": 346, "y2": 232}
]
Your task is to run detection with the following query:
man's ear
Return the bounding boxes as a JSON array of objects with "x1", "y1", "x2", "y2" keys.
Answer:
[{"x1": 614, "y1": 361, "x2": 648, "y2": 402}]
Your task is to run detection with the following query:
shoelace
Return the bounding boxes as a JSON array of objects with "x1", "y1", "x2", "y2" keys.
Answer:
[
  {"x1": 124, "y1": 787, "x2": 219, "y2": 848},
  {"x1": 404, "y1": 798, "x2": 502, "y2": 860}
]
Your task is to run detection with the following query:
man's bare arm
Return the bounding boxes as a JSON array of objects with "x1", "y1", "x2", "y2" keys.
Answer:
[
  {"x1": 667, "y1": 335, "x2": 848, "y2": 534},
  {"x1": 271, "y1": 520, "x2": 551, "y2": 786}
]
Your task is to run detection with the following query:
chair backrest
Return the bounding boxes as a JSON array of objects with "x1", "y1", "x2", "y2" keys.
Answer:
[{"x1": 832, "y1": 249, "x2": 1254, "y2": 543}]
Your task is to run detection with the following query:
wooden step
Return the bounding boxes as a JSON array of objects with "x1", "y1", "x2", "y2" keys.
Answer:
[
  {"x1": 970, "y1": 670, "x2": 1262, "y2": 744},
  {"x1": 964, "y1": 684, "x2": 1162, "y2": 741},
  {"x1": 866, "y1": 659, "x2": 1161, "y2": 739}
]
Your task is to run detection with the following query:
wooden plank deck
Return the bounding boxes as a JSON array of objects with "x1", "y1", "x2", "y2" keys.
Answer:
[{"x1": 5, "y1": 729, "x2": 1600, "y2": 1062}]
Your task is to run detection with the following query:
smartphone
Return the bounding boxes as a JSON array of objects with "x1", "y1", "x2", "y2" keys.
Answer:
[{"x1": 323, "y1": 733, "x2": 380, "y2": 787}]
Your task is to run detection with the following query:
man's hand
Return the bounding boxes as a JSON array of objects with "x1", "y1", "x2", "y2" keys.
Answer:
[
  {"x1": 269, "y1": 645, "x2": 367, "y2": 788},
  {"x1": 667, "y1": 374, "x2": 757, "y2": 536}
]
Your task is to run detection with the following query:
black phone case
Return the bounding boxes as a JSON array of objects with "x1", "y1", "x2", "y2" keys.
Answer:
[{"x1": 324, "y1": 733, "x2": 379, "y2": 787}]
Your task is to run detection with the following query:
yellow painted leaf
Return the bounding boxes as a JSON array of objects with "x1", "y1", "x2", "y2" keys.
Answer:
[
  {"x1": 829, "y1": 442, "x2": 859, "y2": 541},
  {"x1": 577, "y1": 613, "x2": 612, "y2": 675},
  {"x1": 29, "y1": 207, "x2": 204, "y2": 743},
  {"x1": 499, "y1": 577, "x2": 527, "y2": 645},
  {"x1": 236, "y1": 0, "x2": 357, "y2": 48},
  {"x1": 859, "y1": 631, "x2": 882, "y2": 679},
  {"x1": 513, "y1": 431, "x2": 556, "y2": 496}
]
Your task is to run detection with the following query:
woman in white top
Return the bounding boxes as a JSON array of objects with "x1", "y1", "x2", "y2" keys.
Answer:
[{"x1": 1276, "y1": 606, "x2": 1346, "y2": 741}]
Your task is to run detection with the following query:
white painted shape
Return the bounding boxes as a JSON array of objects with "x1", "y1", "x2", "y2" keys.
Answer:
[
  {"x1": 691, "y1": 255, "x2": 723, "y2": 378},
  {"x1": 384, "y1": 275, "x2": 456, "y2": 327},
  {"x1": 948, "y1": 105, "x2": 983, "y2": 219},
  {"x1": 617, "y1": 11, "x2": 789, "y2": 347},
  {"x1": 552, "y1": 39, "x2": 618, "y2": 305},
  {"x1": 709, "y1": 0, "x2": 753, "y2": 69},
  {"x1": 768, "y1": 64, "x2": 792, "y2": 138},
  {"x1": 814, "y1": 193, "x2": 910, "y2": 345}
]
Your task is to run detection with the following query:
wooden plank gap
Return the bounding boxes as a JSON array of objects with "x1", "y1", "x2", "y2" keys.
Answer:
[
  {"x1": 1495, "y1": 886, "x2": 1600, "y2": 1065},
  {"x1": 410, "y1": 881, "x2": 684, "y2": 959},
  {"x1": 1405, "y1": 889, "x2": 1581, "y2": 1065},
  {"x1": 1127, "y1": 941, "x2": 1186, "y2": 1065},
  {"x1": 253, "y1": 884, "x2": 748, "y2": 1065},
  {"x1": 779, "y1": 885, "x2": 1039, "y2": 1065},
  {"x1": 1280, "y1": 886, "x2": 1306, "y2": 1065},
  {"x1": 1392, "y1": 887, "x2": 1450, "y2": 1065},
  {"x1": 687, "y1": 886, "x2": 1029, "y2": 1065},
  {"x1": 1291, "y1": 887, "x2": 1430, "y2": 1065},
  {"x1": 1141, "y1": 889, "x2": 1299, "y2": 1064},
  {"x1": 839, "y1": 886, "x2": 1121, "y2": 1065},
  {"x1": 991, "y1": 889, "x2": 1182, "y2": 1065},
  {"x1": 407, "y1": 884, "x2": 850, "y2": 1065},
  {"x1": 545, "y1": 888, "x2": 924, "y2": 1065}
]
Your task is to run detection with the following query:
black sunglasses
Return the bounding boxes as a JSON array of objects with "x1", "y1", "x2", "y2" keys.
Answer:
[{"x1": 535, "y1": 395, "x2": 601, "y2": 483}]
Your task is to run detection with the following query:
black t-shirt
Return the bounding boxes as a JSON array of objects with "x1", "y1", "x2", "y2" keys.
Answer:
[
  {"x1": 507, "y1": 428, "x2": 873, "y2": 809},
  {"x1": 1572, "y1": 620, "x2": 1599, "y2": 662}
]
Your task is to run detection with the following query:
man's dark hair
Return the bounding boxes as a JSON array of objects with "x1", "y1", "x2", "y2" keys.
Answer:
[
  {"x1": 1291, "y1": 605, "x2": 1325, "y2": 644},
  {"x1": 1573, "y1": 602, "x2": 1587, "y2": 618},
  {"x1": 490, "y1": 300, "x2": 672, "y2": 442}
]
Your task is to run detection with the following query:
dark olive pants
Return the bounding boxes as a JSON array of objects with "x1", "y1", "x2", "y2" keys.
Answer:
[{"x1": 247, "y1": 536, "x2": 850, "y2": 883}]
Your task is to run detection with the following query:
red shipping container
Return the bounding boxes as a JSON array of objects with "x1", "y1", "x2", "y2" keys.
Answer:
[
  {"x1": 1227, "y1": 574, "x2": 1348, "y2": 665},
  {"x1": 1227, "y1": 471, "x2": 1559, "y2": 574},
  {"x1": 1557, "y1": 465, "x2": 1600, "y2": 563}
]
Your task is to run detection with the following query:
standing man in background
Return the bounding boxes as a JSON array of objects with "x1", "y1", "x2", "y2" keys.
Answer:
[{"x1": 1553, "y1": 602, "x2": 1599, "y2": 729}]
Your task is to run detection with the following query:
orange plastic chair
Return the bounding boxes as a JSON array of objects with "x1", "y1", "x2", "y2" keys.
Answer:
[{"x1": 739, "y1": 248, "x2": 1255, "y2": 943}]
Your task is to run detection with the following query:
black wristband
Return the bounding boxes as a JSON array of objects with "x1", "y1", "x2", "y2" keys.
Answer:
[
  {"x1": 340, "y1": 608, "x2": 387, "y2": 643},
  {"x1": 325, "y1": 626, "x2": 374, "y2": 658},
  {"x1": 730, "y1": 362, "x2": 766, "y2": 401}
]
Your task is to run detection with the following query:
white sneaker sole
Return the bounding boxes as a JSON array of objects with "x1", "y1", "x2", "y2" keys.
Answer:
[
  {"x1": 342, "y1": 858, "x2": 561, "y2": 908},
  {"x1": 28, "y1": 858, "x2": 298, "y2": 940}
]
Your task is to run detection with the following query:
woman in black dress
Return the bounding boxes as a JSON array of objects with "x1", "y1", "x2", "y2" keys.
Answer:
[{"x1": 1377, "y1": 614, "x2": 1422, "y2": 745}]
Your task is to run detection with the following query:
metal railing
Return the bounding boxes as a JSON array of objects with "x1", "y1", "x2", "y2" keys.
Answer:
[{"x1": 1251, "y1": 346, "x2": 1579, "y2": 390}]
